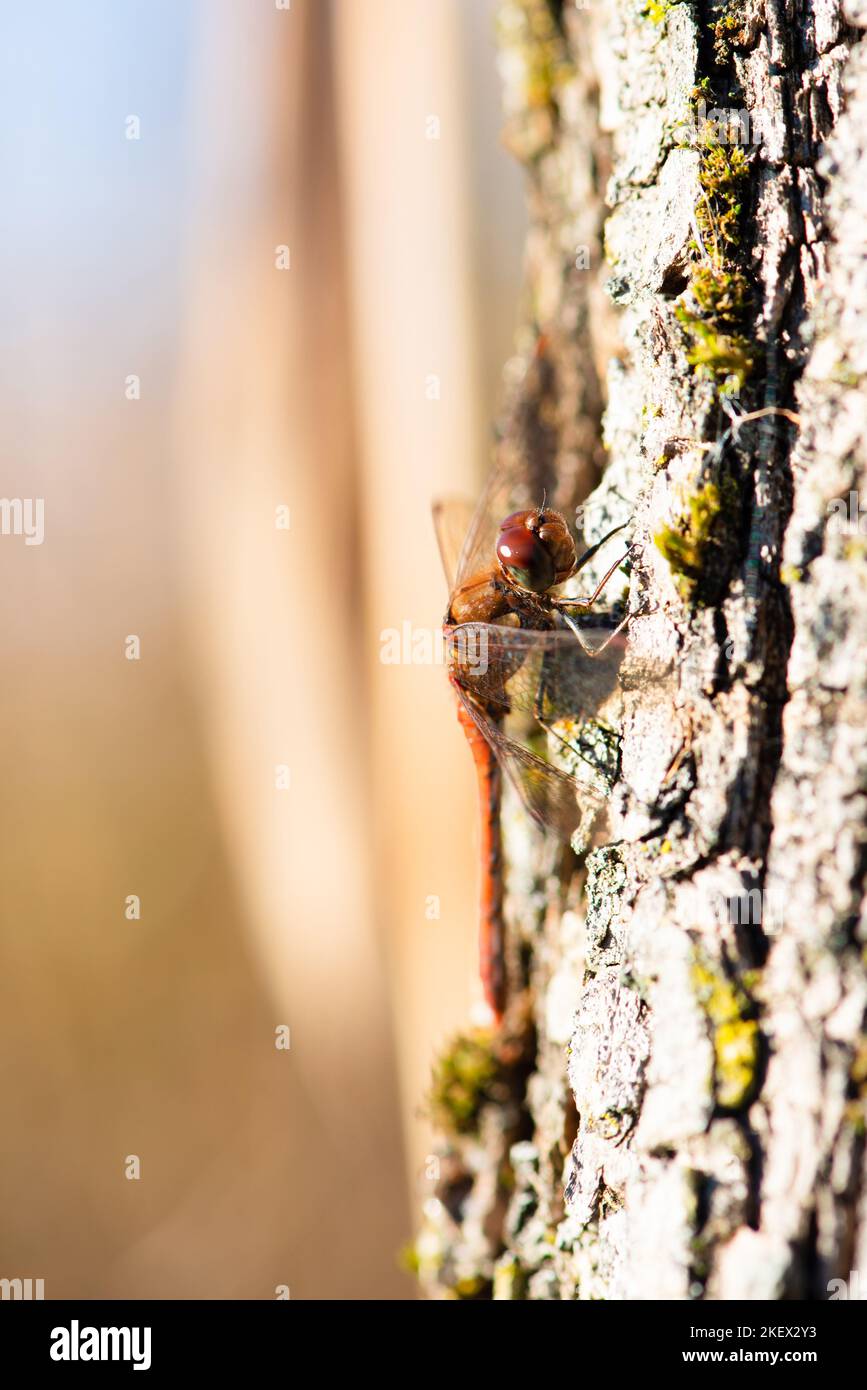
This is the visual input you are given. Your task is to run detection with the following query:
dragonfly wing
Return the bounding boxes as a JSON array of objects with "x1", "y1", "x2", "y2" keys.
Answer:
[
  {"x1": 453, "y1": 455, "x2": 552, "y2": 588},
  {"x1": 450, "y1": 622, "x2": 629, "y2": 723},
  {"x1": 431, "y1": 497, "x2": 476, "y2": 592},
  {"x1": 456, "y1": 682, "x2": 583, "y2": 840},
  {"x1": 453, "y1": 333, "x2": 612, "y2": 586},
  {"x1": 495, "y1": 735, "x2": 587, "y2": 841}
]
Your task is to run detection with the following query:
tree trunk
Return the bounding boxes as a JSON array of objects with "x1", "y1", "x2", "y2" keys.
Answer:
[{"x1": 417, "y1": 0, "x2": 867, "y2": 1300}]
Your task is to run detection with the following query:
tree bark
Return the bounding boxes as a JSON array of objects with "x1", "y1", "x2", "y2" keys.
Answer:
[{"x1": 417, "y1": 0, "x2": 867, "y2": 1300}]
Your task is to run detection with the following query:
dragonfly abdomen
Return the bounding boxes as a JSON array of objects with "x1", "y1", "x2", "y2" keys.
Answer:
[{"x1": 454, "y1": 691, "x2": 506, "y2": 1020}]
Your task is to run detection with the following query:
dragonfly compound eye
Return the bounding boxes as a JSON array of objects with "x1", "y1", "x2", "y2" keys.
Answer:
[{"x1": 496, "y1": 508, "x2": 576, "y2": 592}]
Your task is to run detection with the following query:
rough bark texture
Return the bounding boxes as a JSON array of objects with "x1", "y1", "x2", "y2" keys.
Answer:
[{"x1": 415, "y1": 0, "x2": 867, "y2": 1300}]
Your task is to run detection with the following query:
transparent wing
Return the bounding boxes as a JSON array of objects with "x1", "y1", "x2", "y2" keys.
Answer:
[
  {"x1": 448, "y1": 622, "x2": 628, "y2": 724},
  {"x1": 447, "y1": 323, "x2": 635, "y2": 590},
  {"x1": 431, "y1": 497, "x2": 476, "y2": 591},
  {"x1": 451, "y1": 622, "x2": 673, "y2": 839},
  {"x1": 455, "y1": 682, "x2": 585, "y2": 840},
  {"x1": 453, "y1": 452, "x2": 553, "y2": 588},
  {"x1": 453, "y1": 337, "x2": 598, "y2": 586}
]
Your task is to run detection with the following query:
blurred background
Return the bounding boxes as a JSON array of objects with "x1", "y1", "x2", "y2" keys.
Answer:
[{"x1": 0, "y1": 0, "x2": 526, "y2": 1297}]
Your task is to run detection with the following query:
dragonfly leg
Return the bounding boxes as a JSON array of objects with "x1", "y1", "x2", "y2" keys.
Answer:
[
  {"x1": 559, "y1": 608, "x2": 631, "y2": 657},
  {"x1": 557, "y1": 546, "x2": 633, "y2": 610},
  {"x1": 573, "y1": 520, "x2": 630, "y2": 575},
  {"x1": 551, "y1": 544, "x2": 633, "y2": 657},
  {"x1": 538, "y1": 715, "x2": 578, "y2": 760},
  {"x1": 533, "y1": 656, "x2": 579, "y2": 760}
]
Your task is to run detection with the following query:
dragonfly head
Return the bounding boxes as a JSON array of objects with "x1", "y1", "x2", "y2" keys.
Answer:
[{"x1": 496, "y1": 506, "x2": 576, "y2": 594}]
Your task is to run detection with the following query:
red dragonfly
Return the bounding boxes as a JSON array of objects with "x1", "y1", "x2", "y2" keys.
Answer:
[{"x1": 434, "y1": 473, "x2": 632, "y2": 1022}]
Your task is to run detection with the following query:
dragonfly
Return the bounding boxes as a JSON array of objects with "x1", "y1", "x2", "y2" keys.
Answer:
[{"x1": 433, "y1": 470, "x2": 633, "y2": 1023}]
